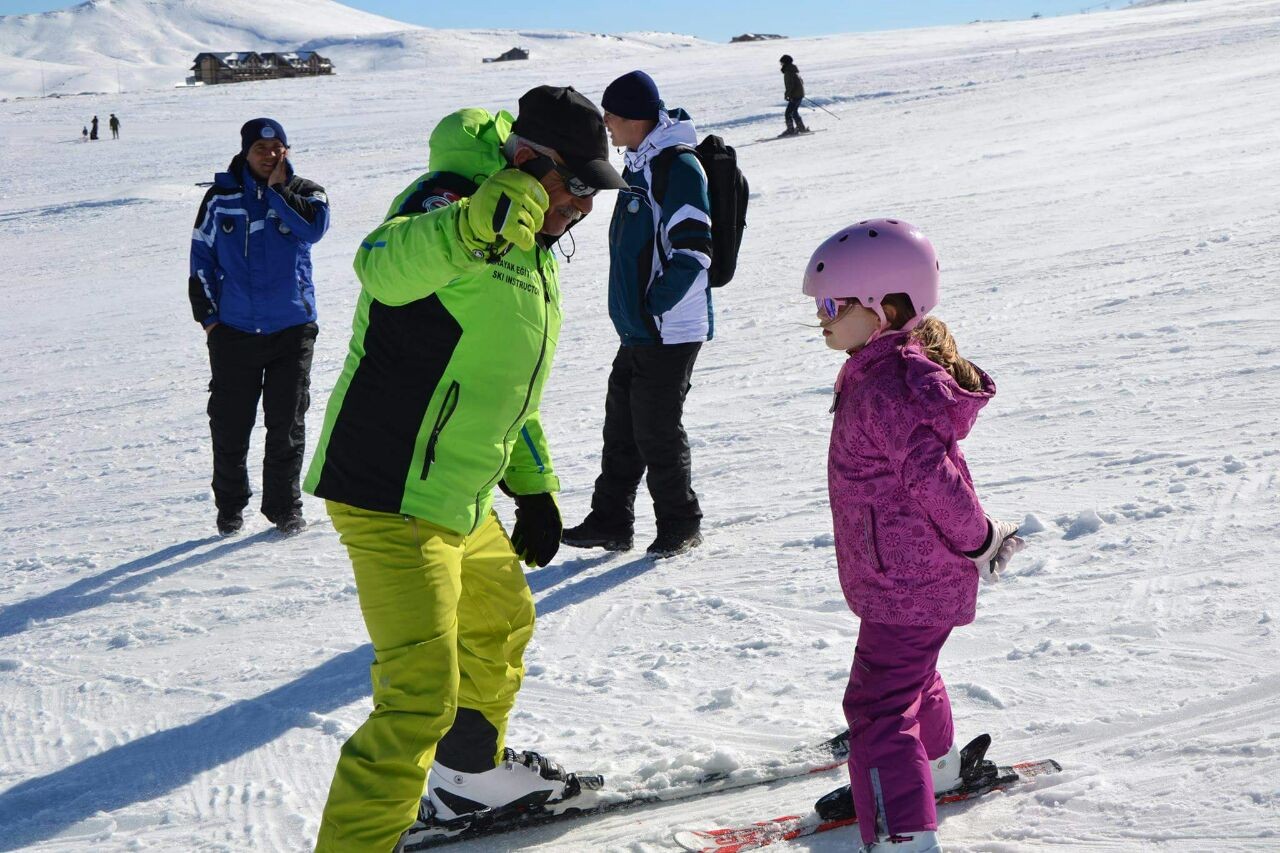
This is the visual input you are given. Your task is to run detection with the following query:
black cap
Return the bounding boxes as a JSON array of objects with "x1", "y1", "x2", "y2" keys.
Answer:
[
  {"x1": 780, "y1": 54, "x2": 793, "y2": 64},
  {"x1": 512, "y1": 85, "x2": 628, "y2": 190}
]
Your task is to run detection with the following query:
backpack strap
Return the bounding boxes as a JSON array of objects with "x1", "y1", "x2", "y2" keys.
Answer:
[{"x1": 648, "y1": 144, "x2": 697, "y2": 208}]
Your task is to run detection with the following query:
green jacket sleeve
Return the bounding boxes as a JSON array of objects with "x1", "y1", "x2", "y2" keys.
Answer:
[
  {"x1": 353, "y1": 203, "x2": 487, "y2": 307},
  {"x1": 503, "y1": 410, "x2": 559, "y2": 495}
]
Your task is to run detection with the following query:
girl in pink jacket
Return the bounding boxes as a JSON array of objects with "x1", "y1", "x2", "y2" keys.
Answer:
[{"x1": 803, "y1": 219, "x2": 1024, "y2": 853}]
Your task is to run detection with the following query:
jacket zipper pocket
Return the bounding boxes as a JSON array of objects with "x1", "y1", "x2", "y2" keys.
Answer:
[
  {"x1": 421, "y1": 381, "x2": 461, "y2": 481},
  {"x1": 863, "y1": 506, "x2": 885, "y2": 573}
]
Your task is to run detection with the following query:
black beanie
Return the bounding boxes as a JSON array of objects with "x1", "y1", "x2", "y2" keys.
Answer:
[{"x1": 601, "y1": 70, "x2": 662, "y2": 121}]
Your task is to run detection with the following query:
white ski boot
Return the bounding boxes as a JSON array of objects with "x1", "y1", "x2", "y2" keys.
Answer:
[
  {"x1": 427, "y1": 748, "x2": 581, "y2": 820},
  {"x1": 398, "y1": 749, "x2": 605, "y2": 849},
  {"x1": 860, "y1": 830, "x2": 943, "y2": 852},
  {"x1": 929, "y1": 741, "x2": 962, "y2": 795}
]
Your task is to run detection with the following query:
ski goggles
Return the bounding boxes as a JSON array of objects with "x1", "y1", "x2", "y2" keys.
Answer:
[
  {"x1": 523, "y1": 155, "x2": 598, "y2": 198},
  {"x1": 816, "y1": 297, "x2": 855, "y2": 320}
]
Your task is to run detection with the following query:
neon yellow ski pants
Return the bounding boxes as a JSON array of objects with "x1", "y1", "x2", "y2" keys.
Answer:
[{"x1": 315, "y1": 501, "x2": 536, "y2": 853}]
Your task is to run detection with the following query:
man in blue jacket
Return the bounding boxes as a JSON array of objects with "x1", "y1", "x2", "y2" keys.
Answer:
[
  {"x1": 562, "y1": 71, "x2": 712, "y2": 557},
  {"x1": 189, "y1": 118, "x2": 330, "y2": 536}
]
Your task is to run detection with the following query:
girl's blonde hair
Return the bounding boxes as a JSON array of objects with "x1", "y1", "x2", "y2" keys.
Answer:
[{"x1": 881, "y1": 294, "x2": 984, "y2": 393}]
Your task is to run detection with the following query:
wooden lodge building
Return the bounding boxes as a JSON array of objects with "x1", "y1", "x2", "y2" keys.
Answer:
[{"x1": 190, "y1": 52, "x2": 335, "y2": 86}]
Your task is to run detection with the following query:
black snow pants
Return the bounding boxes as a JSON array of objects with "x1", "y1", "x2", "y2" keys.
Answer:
[
  {"x1": 206, "y1": 322, "x2": 316, "y2": 521},
  {"x1": 785, "y1": 98, "x2": 806, "y2": 131},
  {"x1": 589, "y1": 342, "x2": 702, "y2": 534}
]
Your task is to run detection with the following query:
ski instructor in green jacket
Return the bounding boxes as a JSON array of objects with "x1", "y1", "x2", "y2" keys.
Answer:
[{"x1": 304, "y1": 86, "x2": 626, "y2": 852}]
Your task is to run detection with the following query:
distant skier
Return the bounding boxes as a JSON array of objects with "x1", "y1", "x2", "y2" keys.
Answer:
[
  {"x1": 81, "y1": 125, "x2": 88, "y2": 142},
  {"x1": 779, "y1": 54, "x2": 808, "y2": 136},
  {"x1": 89, "y1": 115, "x2": 98, "y2": 140},
  {"x1": 803, "y1": 220, "x2": 1025, "y2": 852},
  {"x1": 109, "y1": 113, "x2": 120, "y2": 139}
]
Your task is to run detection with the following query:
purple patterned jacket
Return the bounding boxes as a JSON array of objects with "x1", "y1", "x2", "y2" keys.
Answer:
[{"x1": 828, "y1": 331, "x2": 995, "y2": 627}]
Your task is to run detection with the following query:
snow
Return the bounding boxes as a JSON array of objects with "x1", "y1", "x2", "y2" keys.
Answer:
[{"x1": 2, "y1": 0, "x2": 1279, "y2": 850}]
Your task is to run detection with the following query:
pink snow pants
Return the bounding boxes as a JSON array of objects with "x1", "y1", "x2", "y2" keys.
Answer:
[{"x1": 843, "y1": 620, "x2": 954, "y2": 845}]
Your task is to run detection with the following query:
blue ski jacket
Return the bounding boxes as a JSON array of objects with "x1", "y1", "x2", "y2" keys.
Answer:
[{"x1": 189, "y1": 155, "x2": 330, "y2": 334}]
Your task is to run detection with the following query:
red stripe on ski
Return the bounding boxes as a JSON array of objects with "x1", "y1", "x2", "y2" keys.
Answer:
[{"x1": 674, "y1": 759, "x2": 1061, "y2": 853}]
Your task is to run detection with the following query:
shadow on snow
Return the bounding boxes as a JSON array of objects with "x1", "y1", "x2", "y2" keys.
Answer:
[
  {"x1": 0, "y1": 533, "x2": 272, "y2": 640},
  {"x1": 0, "y1": 550, "x2": 659, "y2": 848}
]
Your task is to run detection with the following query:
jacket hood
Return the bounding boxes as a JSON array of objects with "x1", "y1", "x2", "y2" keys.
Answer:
[
  {"x1": 625, "y1": 107, "x2": 698, "y2": 171},
  {"x1": 428, "y1": 107, "x2": 513, "y2": 183},
  {"x1": 839, "y1": 331, "x2": 995, "y2": 440}
]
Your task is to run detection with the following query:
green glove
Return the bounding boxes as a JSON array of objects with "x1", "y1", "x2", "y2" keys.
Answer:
[{"x1": 458, "y1": 169, "x2": 549, "y2": 254}]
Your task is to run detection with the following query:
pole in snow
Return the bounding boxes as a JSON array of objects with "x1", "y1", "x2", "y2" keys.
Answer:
[{"x1": 804, "y1": 98, "x2": 840, "y2": 120}]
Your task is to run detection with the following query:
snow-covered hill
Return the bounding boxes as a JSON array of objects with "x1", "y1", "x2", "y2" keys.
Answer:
[
  {"x1": 0, "y1": 0, "x2": 708, "y2": 99},
  {"x1": 1, "y1": 0, "x2": 1278, "y2": 850}
]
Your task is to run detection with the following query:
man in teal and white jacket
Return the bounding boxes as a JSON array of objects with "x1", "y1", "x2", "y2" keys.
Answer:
[{"x1": 563, "y1": 70, "x2": 713, "y2": 557}]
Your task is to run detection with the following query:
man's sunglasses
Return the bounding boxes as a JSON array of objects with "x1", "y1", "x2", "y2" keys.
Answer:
[{"x1": 523, "y1": 155, "x2": 598, "y2": 198}]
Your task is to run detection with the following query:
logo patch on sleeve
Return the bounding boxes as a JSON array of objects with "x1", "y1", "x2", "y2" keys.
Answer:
[{"x1": 422, "y1": 191, "x2": 460, "y2": 211}]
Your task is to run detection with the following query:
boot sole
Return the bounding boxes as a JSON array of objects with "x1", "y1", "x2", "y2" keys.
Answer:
[{"x1": 561, "y1": 537, "x2": 633, "y2": 552}]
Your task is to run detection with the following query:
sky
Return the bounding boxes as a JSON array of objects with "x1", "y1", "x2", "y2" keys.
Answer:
[{"x1": 0, "y1": 0, "x2": 1137, "y2": 41}]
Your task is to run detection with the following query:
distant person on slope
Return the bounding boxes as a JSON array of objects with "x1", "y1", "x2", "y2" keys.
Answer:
[
  {"x1": 303, "y1": 85, "x2": 627, "y2": 852},
  {"x1": 561, "y1": 69, "x2": 713, "y2": 558},
  {"x1": 804, "y1": 220, "x2": 1025, "y2": 853},
  {"x1": 188, "y1": 118, "x2": 330, "y2": 537},
  {"x1": 779, "y1": 54, "x2": 808, "y2": 136},
  {"x1": 89, "y1": 115, "x2": 98, "y2": 140},
  {"x1": 109, "y1": 112, "x2": 120, "y2": 139}
]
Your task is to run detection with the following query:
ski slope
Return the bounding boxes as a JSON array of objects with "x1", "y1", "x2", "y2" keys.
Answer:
[{"x1": 1, "y1": 0, "x2": 1279, "y2": 849}]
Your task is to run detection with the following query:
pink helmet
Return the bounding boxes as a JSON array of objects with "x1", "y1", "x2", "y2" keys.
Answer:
[{"x1": 802, "y1": 218, "x2": 940, "y2": 332}]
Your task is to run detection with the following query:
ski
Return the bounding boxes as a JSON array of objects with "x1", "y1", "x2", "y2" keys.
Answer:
[
  {"x1": 673, "y1": 757, "x2": 1062, "y2": 853},
  {"x1": 397, "y1": 729, "x2": 851, "y2": 850},
  {"x1": 751, "y1": 129, "x2": 826, "y2": 144}
]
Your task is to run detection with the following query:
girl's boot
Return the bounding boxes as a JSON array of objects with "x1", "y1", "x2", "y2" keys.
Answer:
[{"x1": 929, "y1": 741, "x2": 962, "y2": 794}]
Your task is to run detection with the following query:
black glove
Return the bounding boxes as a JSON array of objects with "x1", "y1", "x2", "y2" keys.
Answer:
[{"x1": 509, "y1": 491, "x2": 562, "y2": 568}]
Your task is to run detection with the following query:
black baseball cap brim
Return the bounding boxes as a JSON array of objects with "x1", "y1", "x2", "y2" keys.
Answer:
[{"x1": 565, "y1": 155, "x2": 628, "y2": 191}]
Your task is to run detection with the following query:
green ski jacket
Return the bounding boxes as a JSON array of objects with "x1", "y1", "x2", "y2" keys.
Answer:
[{"x1": 304, "y1": 107, "x2": 562, "y2": 534}]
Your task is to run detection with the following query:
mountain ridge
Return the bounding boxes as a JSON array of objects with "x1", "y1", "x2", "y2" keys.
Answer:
[{"x1": 0, "y1": 0, "x2": 707, "y2": 99}]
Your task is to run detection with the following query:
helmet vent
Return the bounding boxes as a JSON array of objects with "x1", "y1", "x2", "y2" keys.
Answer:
[
  {"x1": 816, "y1": 262, "x2": 825, "y2": 272},
  {"x1": 868, "y1": 229, "x2": 879, "y2": 238},
  {"x1": 887, "y1": 219, "x2": 899, "y2": 224},
  {"x1": 838, "y1": 234, "x2": 848, "y2": 242}
]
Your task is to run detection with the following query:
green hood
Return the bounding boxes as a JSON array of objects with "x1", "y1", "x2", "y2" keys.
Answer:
[{"x1": 427, "y1": 107, "x2": 514, "y2": 182}]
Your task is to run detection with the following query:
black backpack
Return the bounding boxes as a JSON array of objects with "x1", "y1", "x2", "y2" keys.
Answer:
[{"x1": 650, "y1": 135, "x2": 748, "y2": 287}]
